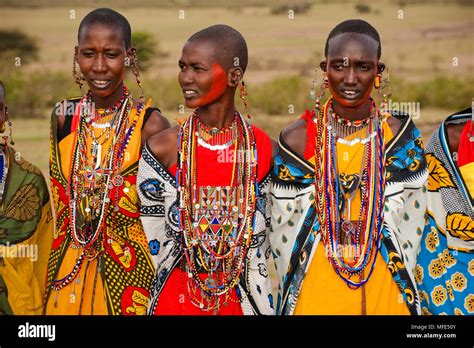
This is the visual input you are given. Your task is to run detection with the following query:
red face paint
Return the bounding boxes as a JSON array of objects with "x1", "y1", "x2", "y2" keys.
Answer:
[{"x1": 193, "y1": 63, "x2": 228, "y2": 107}]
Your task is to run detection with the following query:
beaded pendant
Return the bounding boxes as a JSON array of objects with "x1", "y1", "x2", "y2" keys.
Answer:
[{"x1": 177, "y1": 110, "x2": 258, "y2": 311}]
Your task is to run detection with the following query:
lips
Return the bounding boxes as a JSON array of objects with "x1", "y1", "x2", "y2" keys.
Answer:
[
  {"x1": 90, "y1": 79, "x2": 112, "y2": 89},
  {"x1": 340, "y1": 89, "x2": 361, "y2": 100},
  {"x1": 182, "y1": 89, "x2": 198, "y2": 99}
]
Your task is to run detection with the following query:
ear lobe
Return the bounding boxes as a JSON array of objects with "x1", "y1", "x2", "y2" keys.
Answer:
[
  {"x1": 320, "y1": 61, "x2": 327, "y2": 72},
  {"x1": 127, "y1": 47, "x2": 135, "y2": 59},
  {"x1": 228, "y1": 67, "x2": 243, "y2": 88},
  {"x1": 378, "y1": 62, "x2": 386, "y2": 73}
]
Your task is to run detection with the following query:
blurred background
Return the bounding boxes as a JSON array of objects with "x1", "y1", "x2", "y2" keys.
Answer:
[{"x1": 0, "y1": 0, "x2": 473, "y2": 173}]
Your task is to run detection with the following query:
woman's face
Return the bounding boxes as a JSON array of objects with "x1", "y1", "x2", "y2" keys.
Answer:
[
  {"x1": 178, "y1": 40, "x2": 228, "y2": 109},
  {"x1": 76, "y1": 23, "x2": 130, "y2": 102},
  {"x1": 323, "y1": 32, "x2": 381, "y2": 109}
]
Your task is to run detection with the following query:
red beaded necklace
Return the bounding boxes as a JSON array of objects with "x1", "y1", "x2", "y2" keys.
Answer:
[{"x1": 176, "y1": 110, "x2": 258, "y2": 311}]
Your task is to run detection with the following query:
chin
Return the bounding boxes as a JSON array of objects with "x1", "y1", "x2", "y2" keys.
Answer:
[
  {"x1": 185, "y1": 100, "x2": 198, "y2": 109},
  {"x1": 334, "y1": 95, "x2": 369, "y2": 108},
  {"x1": 334, "y1": 98, "x2": 360, "y2": 108}
]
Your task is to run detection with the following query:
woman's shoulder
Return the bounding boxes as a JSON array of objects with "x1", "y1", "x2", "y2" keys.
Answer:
[
  {"x1": 145, "y1": 125, "x2": 180, "y2": 165},
  {"x1": 280, "y1": 111, "x2": 311, "y2": 159},
  {"x1": 141, "y1": 107, "x2": 171, "y2": 148}
]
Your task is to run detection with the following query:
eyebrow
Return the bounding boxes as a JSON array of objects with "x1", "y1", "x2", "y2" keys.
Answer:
[
  {"x1": 79, "y1": 45, "x2": 123, "y2": 51},
  {"x1": 330, "y1": 57, "x2": 376, "y2": 64},
  {"x1": 178, "y1": 59, "x2": 208, "y2": 67}
]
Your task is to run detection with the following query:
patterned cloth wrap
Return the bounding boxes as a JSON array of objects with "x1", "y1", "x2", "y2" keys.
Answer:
[
  {"x1": 416, "y1": 109, "x2": 474, "y2": 315},
  {"x1": 45, "y1": 98, "x2": 156, "y2": 315},
  {"x1": 137, "y1": 138, "x2": 275, "y2": 315},
  {"x1": 270, "y1": 111, "x2": 428, "y2": 315},
  {"x1": 0, "y1": 146, "x2": 52, "y2": 314}
]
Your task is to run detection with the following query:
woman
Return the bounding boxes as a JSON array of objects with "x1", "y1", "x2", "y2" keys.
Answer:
[
  {"x1": 44, "y1": 8, "x2": 169, "y2": 315},
  {"x1": 417, "y1": 107, "x2": 473, "y2": 315},
  {"x1": 137, "y1": 24, "x2": 274, "y2": 315},
  {"x1": 0, "y1": 80, "x2": 53, "y2": 315},
  {"x1": 270, "y1": 19, "x2": 428, "y2": 315}
]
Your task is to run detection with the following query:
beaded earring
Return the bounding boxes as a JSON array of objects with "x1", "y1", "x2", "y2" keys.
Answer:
[
  {"x1": 378, "y1": 67, "x2": 392, "y2": 116},
  {"x1": 72, "y1": 48, "x2": 85, "y2": 95},
  {"x1": 130, "y1": 48, "x2": 145, "y2": 104},
  {"x1": 2, "y1": 107, "x2": 14, "y2": 147},
  {"x1": 239, "y1": 80, "x2": 251, "y2": 119},
  {"x1": 374, "y1": 73, "x2": 381, "y2": 89},
  {"x1": 310, "y1": 69, "x2": 328, "y2": 113}
]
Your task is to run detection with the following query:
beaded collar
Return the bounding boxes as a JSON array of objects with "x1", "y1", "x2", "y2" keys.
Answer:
[{"x1": 177, "y1": 111, "x2": 258, "y2": 311}]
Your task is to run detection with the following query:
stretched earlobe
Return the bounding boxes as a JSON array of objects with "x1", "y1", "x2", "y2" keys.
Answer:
[
  {"x1": 229, "y1": 67, "x2": 243, "y2": 88},
  {"x1": 377, "y1": 62, "x2": 386, "y2": 74},
  {"x1": 320, "y1": 61, "x2": 327, "y2": 72}
]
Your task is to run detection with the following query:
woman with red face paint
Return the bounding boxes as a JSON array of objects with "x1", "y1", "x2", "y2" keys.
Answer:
[
  {"x1": 270, "y1": 19, "x2": 428, "y2": 315},
  {"x1": 137, "y1": 24, "x2": 275, "y2": 315},
  {"x1": 0, "y1": 81, "x2": 53, "y2": 315},
  {"x1": 44, "y1": 8, "x2": 170, "y2": 315}
]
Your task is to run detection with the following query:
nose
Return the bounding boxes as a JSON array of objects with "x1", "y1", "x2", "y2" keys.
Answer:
[
  {"x1": 344, "y1": 67, "x2": 358, "y2": 85},
  {"x1": 179, "y1": 68, "x2": 194, "y2": 86},
  {"x1": 92, "y1": 54, "x2": 107, "y2": 74}
]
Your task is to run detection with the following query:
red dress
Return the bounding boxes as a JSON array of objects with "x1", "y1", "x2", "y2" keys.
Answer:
[{"x1": 154, "y1": 125, "x2": 272, "y2": 315}]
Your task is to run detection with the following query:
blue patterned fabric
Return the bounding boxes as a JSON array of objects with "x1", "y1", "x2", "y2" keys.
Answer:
[{"x1": 416, "y1": 111, "x2": 474, "y2": 315}]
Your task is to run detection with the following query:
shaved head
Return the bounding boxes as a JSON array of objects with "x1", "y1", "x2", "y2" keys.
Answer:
[
  {"x1": 187, "y1": 24, "x2": 248, "y2": 73},
  {"x1": 325, "y1": 19, "x2": 381, "y2": 59},
  {"x1": 78, "y1": 8, "x2": 131, "y2": 49}
]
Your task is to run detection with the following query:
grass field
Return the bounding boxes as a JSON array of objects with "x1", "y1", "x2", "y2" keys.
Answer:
[
  {"x1": 2, "y1": 0, "x2": 473, "y2": 173},
  {"x1": 0, "y1": 1, "x2": 472, "y2": 82}
]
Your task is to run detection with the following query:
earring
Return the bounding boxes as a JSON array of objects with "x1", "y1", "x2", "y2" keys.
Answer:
[
  {"x1": 239, "y1": 80, "x2": 251, "y2": 119},
  {"x1": 2, "y1": 107, "x2": 14, "y2": 147},
  {"x1": 378, "y1": 68, "x2": 392, "y2": 115},
  {"x1": 374, "y1": 73, "x2": 382, "y2": 89},
  {"x1": 310, "y1": 69, "x2": 328, "y2": 112},
  {"x1": 131, "y1": 48, "x2": 145, "y2": 104},
  {"x1": 72, "y1": 50, "x2": 85, "y2": 95}
]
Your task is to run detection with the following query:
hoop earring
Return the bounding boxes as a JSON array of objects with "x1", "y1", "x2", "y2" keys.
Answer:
[
  {"x1": 72, "y1": 51, "x2": 85, "y2": 95},
  {"x1": 310, "y1": 69, "x2": 328, "y2": 112},
  {"x1": 239, "y1": 80, "x2": 251, "y2": 119},
  {"x1": 131, "y1": 48, "x2": 145, "y2": 103}
]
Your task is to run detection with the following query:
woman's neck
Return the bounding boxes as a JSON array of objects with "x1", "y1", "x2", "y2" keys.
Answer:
[
  {"x1": 196, "y1": 98, "x2": 236, "y2": 129},
  {"x1": 332, "y1": 98, "x2": 371, "y2": 121},
  {"x1": 90, "y1": 83, "x2": 125, "y2": 111}
]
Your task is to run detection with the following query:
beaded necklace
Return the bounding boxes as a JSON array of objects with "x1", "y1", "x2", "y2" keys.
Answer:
[
  {"x1": 51, "y1": 86, "x2": 144, "y2": 292},
  {"x1": 0, "y1": 146, "x2": 7, "y2": 209},
  {"x1": 177, "y1": 110, "x2": 258, "y2": 311},
  {"x1": 313, "y1": 97, "x2": 387, "y2": 288},
  {"x1": 89, "y1": 88, "x2": 129, "y2": 119},
  {"x1": 196, "y1": 114, "x2": 238, "y2": 151},
  {"x1": 328, "y1": 100, "x2": 377, "y2": 146}
]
